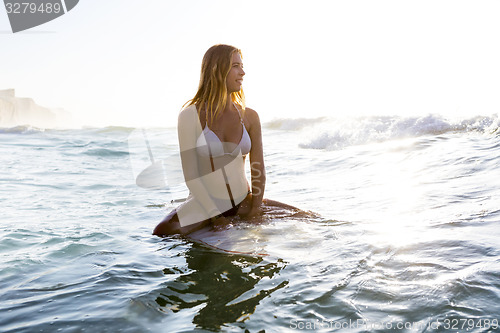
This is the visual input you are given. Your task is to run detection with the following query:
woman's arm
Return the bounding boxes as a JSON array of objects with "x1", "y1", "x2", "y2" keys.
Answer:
[{"x1": 247, "y1": 108, "x2": 266, "y2": 216}]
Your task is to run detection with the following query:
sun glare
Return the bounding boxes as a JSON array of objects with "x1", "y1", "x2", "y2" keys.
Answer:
[{"x1": 358, "y1": 140, "x2": 430, "y2": 246}]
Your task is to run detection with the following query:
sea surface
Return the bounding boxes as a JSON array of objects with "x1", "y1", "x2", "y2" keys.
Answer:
[{"x1": 1, "y1": 113, "x2": 500, "y2": 332}]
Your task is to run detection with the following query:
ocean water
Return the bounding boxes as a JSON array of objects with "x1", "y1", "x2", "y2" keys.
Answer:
[{"x1": 1, "y1": 113, "x2": 500, "y2": 332}]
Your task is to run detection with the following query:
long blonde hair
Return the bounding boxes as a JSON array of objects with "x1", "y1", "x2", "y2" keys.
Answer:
[{"x1": 185, "y1": 44, "x2": 246, "y2": 126}]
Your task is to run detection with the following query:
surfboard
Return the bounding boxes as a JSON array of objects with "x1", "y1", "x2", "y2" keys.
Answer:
[
  {"x1": 187, "y1": 206, "x2": 322, "y2": 257},
  {"x1": 188, "y1": 223, "x2": 270, "y2": 257}
]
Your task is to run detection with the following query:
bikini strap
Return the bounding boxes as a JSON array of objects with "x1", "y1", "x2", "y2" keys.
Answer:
[{"x1": 233, "y1": 102, "x2": 244, "y2": 124}]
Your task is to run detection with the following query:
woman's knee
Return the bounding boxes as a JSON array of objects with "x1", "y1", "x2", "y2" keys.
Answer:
[{"x1": 153, "y1": 210, "x2": 180, "y2": 236}]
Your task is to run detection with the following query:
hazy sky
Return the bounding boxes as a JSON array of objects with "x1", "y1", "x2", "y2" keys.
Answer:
[{"x1": 1, "y1": 0, "x2": 499, "y2": 127}]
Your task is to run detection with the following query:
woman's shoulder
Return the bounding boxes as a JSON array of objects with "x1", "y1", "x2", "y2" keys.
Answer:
[
  {"x1": 242, "y1": 107, "x2": 262, "y2": 133},
  {"x1": 178, "y1": 104, "x2": 204, "y2": 133},
  {"x1": 180, "y1": 104, "x2": 197, "y2": 114},
  {"x1": 243, "y1": 107, "x2": 260, "y2": 122},
  {"x1": 178, "y1": 104, "x2": 198, "y2": 121}
]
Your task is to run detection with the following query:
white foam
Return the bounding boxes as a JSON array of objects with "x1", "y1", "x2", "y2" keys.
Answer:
[{"x1": 296, "y1": 114, "x2": 500, "y2": 150}]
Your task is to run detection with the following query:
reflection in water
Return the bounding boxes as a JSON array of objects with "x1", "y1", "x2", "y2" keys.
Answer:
[{"x1": 155, "y1": 242, "x2": 287, "y2": 331}]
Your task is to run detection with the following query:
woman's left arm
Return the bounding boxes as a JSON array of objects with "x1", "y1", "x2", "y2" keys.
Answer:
[{"x1": 247, "y1": 108, "x2": 266, "y2": 215}]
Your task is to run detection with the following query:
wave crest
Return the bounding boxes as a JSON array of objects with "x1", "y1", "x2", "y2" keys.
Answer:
[{"x1": 298, "y1": 114, "x2": 500, "y2": 150}]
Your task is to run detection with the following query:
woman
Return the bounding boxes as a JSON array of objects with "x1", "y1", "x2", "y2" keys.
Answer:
[{"x1": 153, "y1": 44, "x2": 298, "y2": 236}]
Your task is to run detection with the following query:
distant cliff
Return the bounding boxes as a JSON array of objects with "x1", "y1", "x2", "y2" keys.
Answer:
[{"x1": 0, "y1": 89, "x2": 72, "y2": 128}]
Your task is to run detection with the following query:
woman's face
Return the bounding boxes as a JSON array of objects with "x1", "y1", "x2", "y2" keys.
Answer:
[{"x1": 226, "y1": 52, "x2": 245, "y2": 94}]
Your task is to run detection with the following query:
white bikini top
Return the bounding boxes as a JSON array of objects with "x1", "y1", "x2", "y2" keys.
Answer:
[{"x1": 196, "y1": 106, "x2": 251, "y2": 158}]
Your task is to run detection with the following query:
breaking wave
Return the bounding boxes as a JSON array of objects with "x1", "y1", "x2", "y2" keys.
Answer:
[{"x1": 292, "y1": 114, "x2": 500, "y2": 150}]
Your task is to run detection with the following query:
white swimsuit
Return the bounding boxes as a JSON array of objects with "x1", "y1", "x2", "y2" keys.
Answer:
[{"x1": 196, "y1": 107, "x2": 251, "y2": 158}]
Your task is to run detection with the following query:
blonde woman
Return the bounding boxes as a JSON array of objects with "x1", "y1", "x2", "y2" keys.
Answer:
[{"x1": 153, "y1": 44, "x2": 298, "y2": 236}]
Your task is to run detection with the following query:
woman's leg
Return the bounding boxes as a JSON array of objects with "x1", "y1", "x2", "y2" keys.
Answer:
[
  {"x1": 153, "y1": 196, "x2": 314, "y2": 236},
  {"x1": 262, "y1": 198, "x2": 301, "y2": 210},
  {"x1": 153, "y1": 209, "x2": 211, "y2": 236},
  {"x1": 153, "y1": 196, "x2": 216, "y2": 236},
  {"x1": 153, "y1": 209, "x2": 181, "y2": 236},
  {"x1": 237, "y1": 193, "x2": 310, "y2": 217},
  {"x1": 262, "y1": 198, "x2": 317, "y2": 218}
]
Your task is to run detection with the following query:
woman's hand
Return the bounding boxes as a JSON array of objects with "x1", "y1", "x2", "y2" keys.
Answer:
[
  {"x1": 237, "y1": 193, "x2": 264, "y2": 219},
  {"x1": 246, "y1": 206, "x2": 263, "y2": 218},
  {"x1": 236, "y1": 197, "x2": 252, "y2": 216}
]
